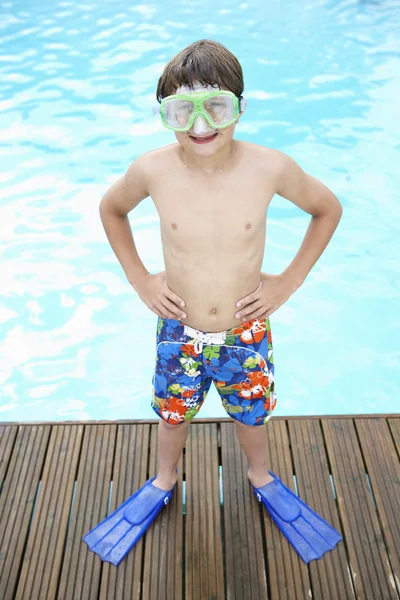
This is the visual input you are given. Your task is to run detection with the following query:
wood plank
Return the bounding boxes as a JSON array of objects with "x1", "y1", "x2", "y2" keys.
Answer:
[
  {"x1": 0, "y1": 425, "x2": 51, "y2": 600},
  {"x1": 288, "y1": 419, "x2": 354, "y2": 599},
  {"x1": 260, "y1": 419, "x2": 311, "y2": 600},
  {"x1": 99, "y1": 424, "x2": 151, "y2": 599},
  {"x1": 0, "y1": 424, "x2": 18, "y2": 486},
  {"x1": 220, "y1": 422, "x2": 268, "y2": 600},
  {"x1": 355, "y1": 418, "x2": 400, "y2": 596},
  {"x1": 141, "y1": 423, "x2": 183, "y2": 600},
  {"x1": 322, "y1": 418, "x2": 399, "y2": 599},
  {"x1": 57, "y1": 424, "x2": 117, "y2": 599},
  {"x1": 14, "y1": 425, "x2": 83, "y2": 600},
  {"x1": 186, "y1": 423, "x2": 224, "y2": 599},
  {"x1": 1, "y1": 417, "x2": 398, "y2": 597}
]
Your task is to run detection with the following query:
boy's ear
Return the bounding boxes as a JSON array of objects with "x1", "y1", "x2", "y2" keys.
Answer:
[{"x1": 235, "y1": 97, "x2": 246, "y2": 123}]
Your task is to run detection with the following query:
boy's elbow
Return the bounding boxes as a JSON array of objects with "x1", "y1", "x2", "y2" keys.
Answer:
[
  {"x1": 327, "y1": 197, "x2": 343, "y2": 225},
  {"x1": 334, "y1": 197, "x2": 343, "y2": 218},
  {"x1": 325, "y1": 188, "x2": 342, "y2": 218},
  {"x1": 99, "y1": 183, "x2": 129, "y2": 218}
]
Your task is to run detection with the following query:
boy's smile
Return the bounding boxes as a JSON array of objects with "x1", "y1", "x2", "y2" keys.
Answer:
[{"x1": 189, "y1": 131, "x2": 219, "y2": 144}]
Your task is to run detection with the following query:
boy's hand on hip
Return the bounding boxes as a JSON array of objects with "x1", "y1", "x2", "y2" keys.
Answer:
[
  {"x1": 235, "y1": 272, "x2": 298, "y2": 321},
  {"x1": 134, "y1": 271, "x2": 187, "y2": 320}
]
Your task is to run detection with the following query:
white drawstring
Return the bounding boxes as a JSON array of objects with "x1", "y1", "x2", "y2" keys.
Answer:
[
  {"x1": 194, "y1": 339, "x2": 203, "y2": 354},
  {"x1": 189, "y1": 329, "x2": 227, "y2": 355}
]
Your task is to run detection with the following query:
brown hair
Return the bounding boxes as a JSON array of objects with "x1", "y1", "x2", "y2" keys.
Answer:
[{"x1": 156, "y1": 39, "x2": 244, "y2": 102}]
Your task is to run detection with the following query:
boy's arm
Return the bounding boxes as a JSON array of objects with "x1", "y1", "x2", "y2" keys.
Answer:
[
  {"x1": 99, "y1": 156, "x2": 150, "y2": 288},
  {"x1": 272, "y1": 150, "x2": 343, "y2": 290}
]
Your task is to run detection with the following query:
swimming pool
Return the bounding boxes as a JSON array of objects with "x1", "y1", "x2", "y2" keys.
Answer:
[{"x1": 1, "y1": 0, "x2": 399, "y2": 422}]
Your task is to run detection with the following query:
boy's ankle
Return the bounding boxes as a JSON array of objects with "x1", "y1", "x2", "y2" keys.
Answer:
[{"x1": 153, "y1": 471, "x2": 178, "y2": 491}]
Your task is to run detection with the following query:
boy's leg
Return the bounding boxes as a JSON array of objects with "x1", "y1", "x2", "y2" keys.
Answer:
[
  {"x1": 234, "y1": 420, "x2": 274, "y2": 488},
  {"x1": 153, "y1": 419, "x2": 190, "y2": 491},
  {"x1": 210, "y1": 317, "x2": 277, "y2": 488}
]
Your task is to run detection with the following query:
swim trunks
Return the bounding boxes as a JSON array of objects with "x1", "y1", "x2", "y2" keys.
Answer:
[{"x1": 151, "y1": 316, "x2": 277, "y2": 426}]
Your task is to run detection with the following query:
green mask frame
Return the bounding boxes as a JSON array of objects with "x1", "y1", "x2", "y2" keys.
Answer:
[{"x1": 155, "y1": 90, "x2": 245, "y2": 132}]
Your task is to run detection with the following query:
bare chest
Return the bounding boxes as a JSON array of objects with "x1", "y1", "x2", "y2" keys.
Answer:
[{"x1": 150, "y1": 172, "x2": 274, "y2": 250}]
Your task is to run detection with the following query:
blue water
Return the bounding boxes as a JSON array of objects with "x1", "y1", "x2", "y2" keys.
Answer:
[{"x1": 1, "y1": 0, "x2": 399, "y2": 422}]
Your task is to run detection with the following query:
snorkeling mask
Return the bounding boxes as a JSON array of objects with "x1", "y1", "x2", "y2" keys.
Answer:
[{"x1": 154, "y1": 90, "x2": 246, "y2": 132}]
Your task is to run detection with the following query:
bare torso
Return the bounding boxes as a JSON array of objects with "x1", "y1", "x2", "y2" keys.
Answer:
[{"x1": 146, "y1": 140, "x2": 277, "y2": 332}]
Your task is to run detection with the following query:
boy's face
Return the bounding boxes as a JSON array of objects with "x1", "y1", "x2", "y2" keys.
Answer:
[{"x1": 173, "y1": 82, "x2": 244, "y2": 156}]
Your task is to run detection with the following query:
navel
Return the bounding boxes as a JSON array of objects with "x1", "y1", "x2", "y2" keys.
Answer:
[
  {"x1": 245, "y1": 223, "x2": 252, "y2": 229},
  {"x1": 171, "y1": 223, "x2": 177, "y2": 230},
  {"x1": 210, "y1": 307, "x2": 217, "y2": 315}
]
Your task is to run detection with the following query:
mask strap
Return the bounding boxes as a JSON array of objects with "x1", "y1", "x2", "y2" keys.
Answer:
[{"x1": 239, "y1": 95, "x2": 247, "y2": 112}]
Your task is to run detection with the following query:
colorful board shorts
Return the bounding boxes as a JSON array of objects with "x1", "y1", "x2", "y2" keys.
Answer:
[{"x1": 151, "y1": 316, "x2": 277, "y2": 426}]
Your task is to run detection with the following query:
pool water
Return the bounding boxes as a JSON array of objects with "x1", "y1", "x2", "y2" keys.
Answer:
[{"x1": 0, "y1": 0, "x2": 399, "y2": 422}]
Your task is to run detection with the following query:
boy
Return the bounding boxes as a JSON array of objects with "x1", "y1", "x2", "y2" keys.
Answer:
[{"x1": 83, "y1": 39, "x2": 343, "y2": 566}]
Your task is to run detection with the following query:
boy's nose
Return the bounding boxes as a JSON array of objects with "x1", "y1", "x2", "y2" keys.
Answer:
[{"x1": 190, "y1": 114, "x2": 215, "y2": 135}]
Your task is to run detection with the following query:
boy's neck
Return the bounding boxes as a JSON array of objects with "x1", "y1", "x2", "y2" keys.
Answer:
[{"x1": 178, "y1": 139, "x2": 240, "y2": 175}]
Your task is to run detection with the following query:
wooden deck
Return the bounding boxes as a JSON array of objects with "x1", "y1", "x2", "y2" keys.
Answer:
[{"x1": 0, "y1": 415, "x2": 399, "y2": 600}]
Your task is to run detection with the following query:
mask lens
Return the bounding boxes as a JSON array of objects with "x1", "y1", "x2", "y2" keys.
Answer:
[
  {"x1": 203, "y1": 94, "x2": 235, "y2": 126},
  {"x1": 163, "y1": 98, "x2": 194, "y2": 129}
]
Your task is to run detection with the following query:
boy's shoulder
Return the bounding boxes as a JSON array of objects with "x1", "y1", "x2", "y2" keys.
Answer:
[
  {"x1": 238, "y1": 141, "x2": 292, "y2": 182},
  {"x1": 240, "y1": 140, "x2": 285, "y2": 162},
  {"x1": 131, "y1": 143, "x2": 179, "y2": 174}
]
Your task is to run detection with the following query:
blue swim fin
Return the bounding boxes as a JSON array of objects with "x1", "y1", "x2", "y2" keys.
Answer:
[
  {"x1": 83, "y1": 475, "x2": 176, "y2": 566},
  {"x1": 250, "y1": 471, "x2": 342, "y2": 563}
]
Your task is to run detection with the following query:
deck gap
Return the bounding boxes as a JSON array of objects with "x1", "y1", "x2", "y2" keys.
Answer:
[
  {"x1": 318, "y1": 418, "x2": 336, "y2": 482},
  {"x1": 108, "y1": 424, "x2": 119, "y2": 512},
  {"x1": 292, "y1": 473, "x2": 299, "y2": 496},
  {"x1": 182, "y1": 447, "x2": 186, "y2": 599},
  {"x1": 387, "y1": 419, "x2": 400, "y2": 461},
  {"x1": 284, "y1": 419, "x2": 296, "y2": 482},
  {"x1": 182, "y1": 512, "x2": 186, "y2": 599},
  {"x1": 219, "y1": 465, "x2": 224, "y2": 505},
  {"x1": 107, "y1": 481, "x2": 113, "y2": 516},
  {"x1": 182, "y1": 479, "x2": 186, "y2": 515},
  {"x1": 259, "y1": 500, "x2": 272, "y2": 600},
  {"x1": 219, "y1": 463, "x2": 227, "y2": 599},
  {"x1": 217, "y1": 428, "x2": 222, "y2": 466},
  {"x1": 329, "y1": 473, "x2": 338, "y2": 500},
  {"x1": 365, "y1": 473, "x2": 377, "y2": 510},
  {"x1": 218, "y1": 435, "x2": 223, "y2": 504},
  {"x1": 139, "y1": 520, "x2": 146, "y2": 600}
]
